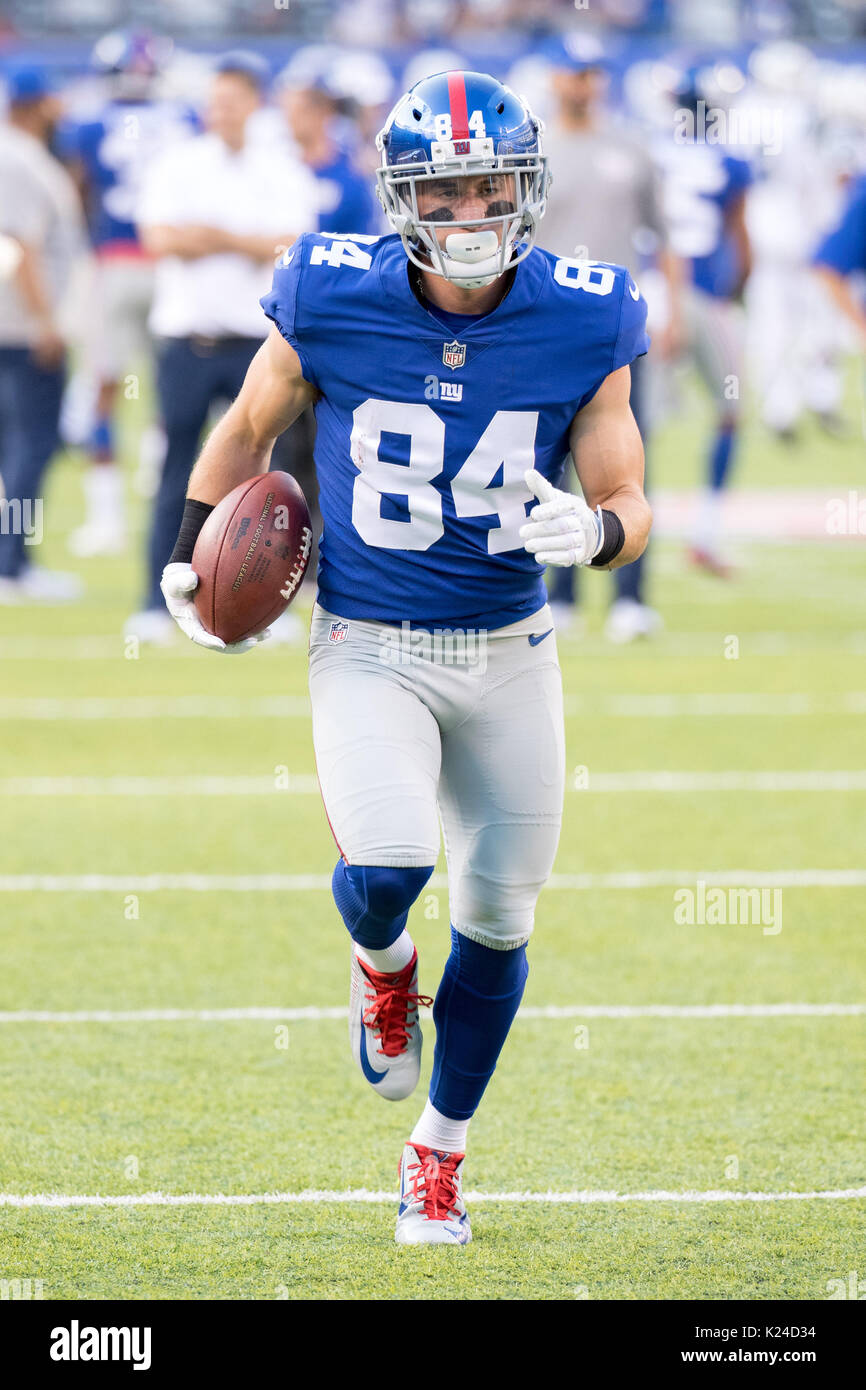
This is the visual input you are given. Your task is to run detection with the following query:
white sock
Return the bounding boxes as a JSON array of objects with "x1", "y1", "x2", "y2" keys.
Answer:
[
  {"x1": 355, "y1": 929, "x2": 415, "y2": 974},
  {"x1": 410, "y1": 1100, "x2": 470, "y2": 1155},
  {"x1": 693, "y1": 488, "x2": 722, "y2": 552},
  {"x1": 84, "y1": 465, "x2": 125, "y2": 527}
]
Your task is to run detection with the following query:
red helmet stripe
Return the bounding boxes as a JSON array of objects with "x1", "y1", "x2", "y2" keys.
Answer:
[{"x1": 446, "y1": 70, "x2": 470, "y2": 142}]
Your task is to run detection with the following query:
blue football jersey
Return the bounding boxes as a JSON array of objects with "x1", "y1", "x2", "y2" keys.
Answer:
[
  {"x1": 261, "y1": 233, "x2": 648, "y2": 629},
  {"x1": 657, "y1": 144, "x2": 752, "y2": 299},
  {"x1": 814, "y1": 175, "x2": 866, "y2": 277},
  {"x1": 62, "y1": 100, "x2": 197, "y2": 250}
]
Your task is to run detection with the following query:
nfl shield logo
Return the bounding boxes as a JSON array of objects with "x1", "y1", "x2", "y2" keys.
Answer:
[
  {"x1": 328, "y1": 621, "x2": 349, "y2": 644},
  {"x1": 442, "y1": 339, "x2": 466, "y2": 371}
]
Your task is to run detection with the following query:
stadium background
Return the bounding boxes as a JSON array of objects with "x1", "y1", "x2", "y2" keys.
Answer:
[{"x1": 0, "y1": 0, "x2": 864, "y2": 1301}]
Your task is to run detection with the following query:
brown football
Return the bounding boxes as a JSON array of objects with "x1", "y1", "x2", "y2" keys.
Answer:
[{"x1": 192, "y1": 472, "x2": 313, "y2": 644}]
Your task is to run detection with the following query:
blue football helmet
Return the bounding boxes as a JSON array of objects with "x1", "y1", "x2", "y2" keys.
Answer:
[{"x1": 376, "y1": 69, "x2": 549, "y2": 288}]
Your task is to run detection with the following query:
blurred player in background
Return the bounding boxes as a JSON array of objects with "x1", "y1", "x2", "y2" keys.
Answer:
[
  {"x1": 277, "y1": 52, "x2": 379, "y2": 236},
  {"x1": 539, "y1": 33, "x2": 682, "y2": 641},
  {"x1": 0, "y1": 64, "x2": 87, "y2": 602},
  {"x1": 813, "y1": 170, "x2": 866, "y2": 350},
  {"x1": 60, "y1": 30, "x2": 197, "y2": 558},
  {"x1": 126, "y1": 52, "x2": 316, "y2": 643},
  {"x1": 655, "y1": 63, "x2": 753, "y2": 577},
  {"x1": 744, "y1": 42, "x2": 849, "y2": 443}
]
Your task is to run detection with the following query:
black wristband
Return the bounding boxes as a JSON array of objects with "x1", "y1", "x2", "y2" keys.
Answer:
[
  {"x1": 589, "y1": 509, "x2": 625, "y2": 568},
  {"x1": 168, "y1": 498, "x2": 214, "y2": 566}
]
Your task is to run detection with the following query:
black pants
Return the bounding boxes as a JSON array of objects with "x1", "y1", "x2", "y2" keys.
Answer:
[
  {"x1": 146, "y1": 335, "x2": 262, "y2": 609},
  {"x1": 548, "y1": 352, "x2": 648, "y2": 607}
]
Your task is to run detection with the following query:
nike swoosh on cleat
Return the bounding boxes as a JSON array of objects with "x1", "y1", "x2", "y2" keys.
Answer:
[
  {"x1": 359, "y1": 1022, "x2": 388, "y2": 1085},
  {"x1": 528, "y1": 628, "x2": 553, "y2": 646}
]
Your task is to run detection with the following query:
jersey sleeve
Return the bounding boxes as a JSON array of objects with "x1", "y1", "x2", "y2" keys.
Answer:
[
  {"x1": 259, "y1": 234, "x2": 319, "y2": 387},
  {"x1": 813, "y1": 179, "x2": 866, "y2": 276},
  {"x1": 724, "y1": 155, "x2": 753, "y2": 200},
  {"x1": 611, "y1": 269, "x2": 650, "y2": 373}
]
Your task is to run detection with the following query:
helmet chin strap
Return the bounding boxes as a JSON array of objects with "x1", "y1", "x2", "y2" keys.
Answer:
[{"x1": 440, "y1": 230, "x2": 504, "y2": 289}]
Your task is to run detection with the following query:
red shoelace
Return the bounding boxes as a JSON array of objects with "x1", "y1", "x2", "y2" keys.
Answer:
[
  {"x1": 405, "y1": 1146, "x2": 463, "y2": 1221},
  {"x1": 360, "y1": 955, "x2": 432, "y2": 1059}
]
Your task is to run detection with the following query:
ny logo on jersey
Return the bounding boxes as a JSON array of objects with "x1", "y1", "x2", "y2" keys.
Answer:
[
  {"x1": 328, "y1": 621, "x2": 350, "y2": 644},
  {"x1": 443, "y1": 340, "x2": 466, "y2": 370}
]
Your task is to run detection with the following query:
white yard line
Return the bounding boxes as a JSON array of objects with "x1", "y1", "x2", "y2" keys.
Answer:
[
  {"x1": 0, "y1": 869, "x2": 862, "y2": 892},
  {"x1": 1, "y1": 694, "x2": 865, "y2": 719},
  {"x1": 1, "y1": 1186, "x2": 863, "y2": 1208},
  {"x1": 3, "y1": 771, "x2": 866, "y2": 796},
  {"x1": 0, "y1": 1003, "x2": 861, "y2": 1025},
  {"x1": 0, "y1": 630, "x2": 862, "y2": 661}
]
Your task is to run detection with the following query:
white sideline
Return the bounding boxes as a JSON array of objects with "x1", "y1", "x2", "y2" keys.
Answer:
[
  {"x1": 1, "y1": 1186, "x2": 864, "y2": 1209},
  {"x1": 0, "y1": 869, "x2": 863, "y2": 892},
  {"x1": 4, "y1": 770, "x2": 866, "y2": 796},
  {"x1": 1, "y1": 693, "x2": 865, "y2": 719},
  {"x1": 0, "y1": 1003, "x2": 862, "y2": 1024}
]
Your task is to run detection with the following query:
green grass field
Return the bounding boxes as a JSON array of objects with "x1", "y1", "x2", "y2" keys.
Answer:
[{"x1": 0, "y1": 386, "x2": 864, "y2": 1300}]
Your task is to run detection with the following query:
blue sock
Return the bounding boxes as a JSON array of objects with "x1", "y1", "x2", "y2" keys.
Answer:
[
  {"x1": 429, "y1": 926, "x2": 528, "y2": 1121},
  {"x1": 709, "y1": 424, "x2": 736, "y2": 491},
  {"x1": 89, "y1": 416, "x2": 113, "y2": 459},
  {"x1": 331, "y1": 860, "x2": 433, "y2": 951}
]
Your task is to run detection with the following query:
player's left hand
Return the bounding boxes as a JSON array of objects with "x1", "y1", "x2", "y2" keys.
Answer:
[{"x1": 520, "y1": 469, "x2": 604, "y2": 568}]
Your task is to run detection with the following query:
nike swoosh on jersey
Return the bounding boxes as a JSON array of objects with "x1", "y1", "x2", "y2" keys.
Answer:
[
  {"x1": 528, "y1": 628, "x2": 554, "y2": 646},
  {"x1": 628, "y1": 281, "x2": 640, "y2": 300},
  {"x1": 359, "y1": 1022, "x2": 388, "y2": 1084}
]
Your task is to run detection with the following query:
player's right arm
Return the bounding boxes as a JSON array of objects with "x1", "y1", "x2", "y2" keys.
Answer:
[{"x1": 161, "y1": 326, "x2": 317, "y2": 653}]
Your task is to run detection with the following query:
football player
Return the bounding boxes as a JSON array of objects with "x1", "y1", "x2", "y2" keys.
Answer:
[
  {"x1": 160, "y1": 71, "x2": 651, "y2": 1244},
  {"x1": 654, "y1": 64, "x2": 753, "y2": 576},
  {"x1": 60, "y1": 30, "x2": 196, "y2": 555}
]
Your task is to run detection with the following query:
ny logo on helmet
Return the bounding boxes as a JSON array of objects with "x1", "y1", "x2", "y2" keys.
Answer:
[{"x1": 443, "y1": 340, "x2": 466, "y2": 370}]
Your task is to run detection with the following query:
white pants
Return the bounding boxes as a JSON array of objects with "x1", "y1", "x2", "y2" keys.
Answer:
[{"x1": 309, "y1": 604, "x2": 565, "y2": 949}]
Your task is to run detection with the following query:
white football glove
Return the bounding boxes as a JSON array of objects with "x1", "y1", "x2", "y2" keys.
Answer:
[
  {"x1": 519, "y1": 468, "x2": 604, "y2": 568},
  {"x1": 160, "y1": 562, "x2": 271, "y2": 654}
]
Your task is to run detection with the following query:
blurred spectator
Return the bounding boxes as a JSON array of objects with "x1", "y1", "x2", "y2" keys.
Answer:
[
  {"x1": 0, "y1": 64, "x2": 88, "y2": 603},
  {"x1": 60, "y1": 29, "x2": 198, "y2": 558},
  {"x1": 538, "y1": 34, "x2": 682, "y2": 642},
  {"x1": 126, "y1": 52, "x2": 317, "y2": 642}
]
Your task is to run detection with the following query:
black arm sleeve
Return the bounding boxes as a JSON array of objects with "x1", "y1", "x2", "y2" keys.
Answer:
[
  {"x1": 168, "y1": 499, "x2": 215, "y2": 566},
  {"x1": 589, "y1": 509, "x2": 625, "y2": 568}
]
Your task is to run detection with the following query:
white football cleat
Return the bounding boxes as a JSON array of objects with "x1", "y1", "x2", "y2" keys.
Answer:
[
  {"x1": 395, "y1": 1143, "x2": 471, "y2": 1245},
  {"x1": 604, "y1": 598, "x2": 662, "y2": 645},
  {"x1": 68, "y1": 522, "x2": 126, "y2": 558},
  {"x1": 123, "y1": 608, "x2": 177, "y2": 646},
  {"x1": 349, "y1": 948, "x2": 430, "y2": 1102}
]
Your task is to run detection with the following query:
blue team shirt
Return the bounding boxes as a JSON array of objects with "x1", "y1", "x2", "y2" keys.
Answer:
[
  {"x1": 261, "y1": 232, "x2": 648, "y2": 629},
  {"x1": 814, "y1": 175, "x2": 866, "y2": 276},
  {"x1": 659, "y1": 144, "x2": 752, "y2": 299},
  {"x1": 61, "y1": 101, "x2": 197, "y2": 249},
  {"x1": 311, "y1": 151, "x2": 378, "y2": 236}
]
